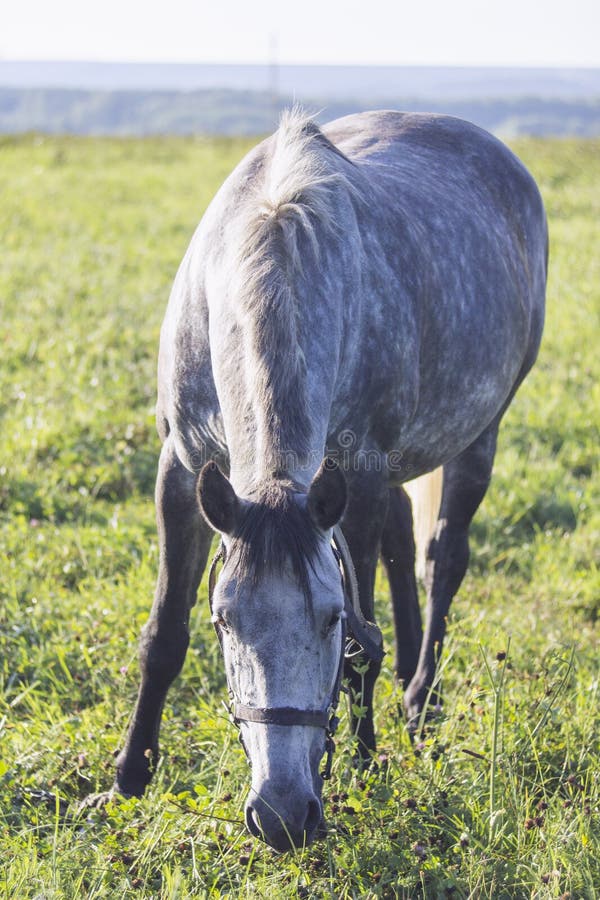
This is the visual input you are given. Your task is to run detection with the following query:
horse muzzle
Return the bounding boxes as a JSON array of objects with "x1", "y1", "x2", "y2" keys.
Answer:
[{"x1": 244, "y1": 786, "x2": 323, "y2": 852}]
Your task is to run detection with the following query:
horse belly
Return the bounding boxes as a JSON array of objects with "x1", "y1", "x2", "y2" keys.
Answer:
[{"x1": 387, "y1": 293, "x2": 530, "y2": 481}]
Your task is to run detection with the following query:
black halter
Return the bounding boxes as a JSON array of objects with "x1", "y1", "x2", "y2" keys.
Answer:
[{"x1": 207, "y1": 529, "x2": 384, "y2": 780}]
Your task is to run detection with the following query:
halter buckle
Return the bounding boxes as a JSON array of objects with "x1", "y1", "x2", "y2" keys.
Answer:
[{"x1": 328, "y1": 714, "x2": 340, "y2": 735}]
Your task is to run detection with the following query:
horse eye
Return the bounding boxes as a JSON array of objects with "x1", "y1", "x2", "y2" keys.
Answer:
[
  {"x1": 212, "y1": 613, "x2": 230, "y2": 633},
  {"x1": 325, "y1": 612, "x2": 341, "y2": 634}
]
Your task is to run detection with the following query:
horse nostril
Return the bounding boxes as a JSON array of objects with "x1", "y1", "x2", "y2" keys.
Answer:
[
  {"x1": 245, "y1": 803, "x2": 263, "y2": 838},
  {"x1": 303, "y1": 799, "x2": 322, "y2": 839}
]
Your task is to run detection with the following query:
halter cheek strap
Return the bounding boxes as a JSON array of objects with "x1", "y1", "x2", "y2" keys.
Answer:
[{"x1": 207, "y1": 529, "x2": 383, "y2": 779}]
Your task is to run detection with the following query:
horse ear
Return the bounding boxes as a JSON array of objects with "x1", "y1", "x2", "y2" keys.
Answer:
[
  {"x1": 197, "y1": 461, "x2": 240, "y2": 535},
  {"x1": 307, "y1": 457, "x2": 347, "y2": 530}
]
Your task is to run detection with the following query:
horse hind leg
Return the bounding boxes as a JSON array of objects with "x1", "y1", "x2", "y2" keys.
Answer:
[
  {"x1": 380, "y1": 486, "x2": 422, "y2": 689},
  {"x1": 403, "y1": 420, "x2": 500, "y2": 727},
  {"x1": 112, "y1": 437, "x2": 212, "y2": 797}
]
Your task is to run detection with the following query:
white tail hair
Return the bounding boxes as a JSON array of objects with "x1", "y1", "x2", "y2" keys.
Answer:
[{"x1": 404, "y1": 467, "x2": 444, "y2": 581}]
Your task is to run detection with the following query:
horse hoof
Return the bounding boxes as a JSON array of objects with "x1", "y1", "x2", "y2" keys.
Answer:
[
  {"x1": 404, "y1": 702, "x2": 444, "y2": 744},
  {"x1": 77, "y1": 788, "x2": 129, "y2": 813}
]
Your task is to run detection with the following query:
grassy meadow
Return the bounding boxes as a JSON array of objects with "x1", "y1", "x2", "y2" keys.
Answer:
[{"x1": 0, "y1": 131, "x2": 598, "y2": 898}]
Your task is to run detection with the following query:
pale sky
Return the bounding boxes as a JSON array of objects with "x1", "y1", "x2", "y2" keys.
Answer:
[{"x1": 2, "y1": 0, "x2": 599, "y2": 67}]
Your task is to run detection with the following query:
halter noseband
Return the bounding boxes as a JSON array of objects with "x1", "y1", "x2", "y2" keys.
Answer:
[{"x1": 207, "y1": 526, "x2": 383, "y2": 780}]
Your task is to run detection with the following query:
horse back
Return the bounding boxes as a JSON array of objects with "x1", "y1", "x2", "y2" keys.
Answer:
[{"x1": 159, "y1": 111, "x2": 547, "y2": 481}]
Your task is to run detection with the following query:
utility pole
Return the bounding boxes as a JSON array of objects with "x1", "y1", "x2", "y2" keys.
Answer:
[{"x1": 268, "y1": 32, "x2": 279, "y2": 129}]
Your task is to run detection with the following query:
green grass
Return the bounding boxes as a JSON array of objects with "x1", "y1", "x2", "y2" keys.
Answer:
[{"x1": 0, "y1": 133, "x2": 598, "y2": 898}]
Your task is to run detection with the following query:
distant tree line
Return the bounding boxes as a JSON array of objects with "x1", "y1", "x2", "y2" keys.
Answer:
[{"x1": 0, "y1": 88, "x2": 599, "y2": 137}]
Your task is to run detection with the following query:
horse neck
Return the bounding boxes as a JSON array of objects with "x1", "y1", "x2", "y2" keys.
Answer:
[
  {"x1": 214, "y1": 249, "x2": 337, "y2": 494},
  {"x1": 224, "y1": 364, "x2": 332, "y2": 497},
  {"x1": 208, "y1": 117, "x2": 363, "y2": 494}
]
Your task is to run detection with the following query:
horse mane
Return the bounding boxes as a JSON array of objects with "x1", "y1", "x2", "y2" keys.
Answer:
[
  {"x1": 229, "y1": 108, "x2": 357, "y2": 479},
  {"x1": 228, "y1": 479, "x2": 321, "y2": 600}
]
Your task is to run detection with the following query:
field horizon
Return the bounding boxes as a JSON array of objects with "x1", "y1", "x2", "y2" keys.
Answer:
[
  {"x1": 2, "y1": 61, "x2": 600, "y2": 138},
  {"x1": 3, "y1": 61, "x2": 599, "y2": 97}
]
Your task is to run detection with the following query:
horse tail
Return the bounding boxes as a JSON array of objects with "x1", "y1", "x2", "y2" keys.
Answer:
[{"x1": 404, "y1": 467, "x2": 443, "y2": 581}]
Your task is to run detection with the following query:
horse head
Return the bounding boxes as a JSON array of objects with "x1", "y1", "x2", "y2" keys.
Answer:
[{"x1": 197, "y1": 458, "x2": 348, "y2": 851}]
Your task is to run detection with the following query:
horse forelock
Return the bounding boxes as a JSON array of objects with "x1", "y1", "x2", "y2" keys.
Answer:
[
  {"x1": 227, "y1": 480, "x2": 321, "y2": 602},
  {"x1": 226, "y1": 109, "x2": 358, "y2": 478}
]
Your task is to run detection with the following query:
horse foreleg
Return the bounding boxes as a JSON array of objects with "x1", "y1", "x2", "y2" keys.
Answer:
[
  {"x1": 341, "y1": 468, "x2": 388, "y2": 762},
  {"x1": 112, "y1": 438, "x2": 211, "y2": 797},
  {"x1": 403, "y1": 422, "x2": 499, "y2": 727},
  {"x1": 380, "y1": 486, "x2": 422, "y2": 689}
]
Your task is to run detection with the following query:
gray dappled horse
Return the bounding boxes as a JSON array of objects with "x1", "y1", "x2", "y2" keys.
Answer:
[{"x1": 105, "y1": 110, "x2": 547, "y2": 850}]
